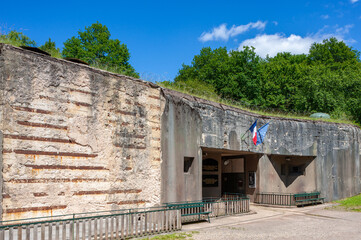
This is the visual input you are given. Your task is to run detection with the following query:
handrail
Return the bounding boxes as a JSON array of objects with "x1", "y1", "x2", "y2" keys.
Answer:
[{"x1": 0, "y1": 205, "x2": 168, "y2": 228}]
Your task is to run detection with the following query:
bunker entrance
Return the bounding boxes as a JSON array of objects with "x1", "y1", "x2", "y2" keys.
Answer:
[{"x1": 201, "y1": 147, "x2": 261, "y2": 200}]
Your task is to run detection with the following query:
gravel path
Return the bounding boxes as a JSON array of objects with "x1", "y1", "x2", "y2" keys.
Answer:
[{"x1": 181, "y1": 203, "x2": 361, "y2": 240}]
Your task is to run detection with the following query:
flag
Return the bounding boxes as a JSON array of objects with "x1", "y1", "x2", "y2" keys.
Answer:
[
  {"x1": 256, "y1": 123, "x2": 269, "y2": 146},
  {"x1": 249, "y1": 120, "x2": 258, "y2": 145}
]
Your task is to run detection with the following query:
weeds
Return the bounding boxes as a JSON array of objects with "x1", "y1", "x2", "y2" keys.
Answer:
[
  {"x1": 140, "y1": 231, "x2": 196, "y2": 240},
  {"x1": 157, "y1": 81, "x2": 360, "y2": 127},
  {"x1": 332, "y1": 194, "x2": 361, "y2": 212}
]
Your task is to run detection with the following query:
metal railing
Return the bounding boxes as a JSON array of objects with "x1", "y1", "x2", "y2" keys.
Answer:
[
  {"x1": 0, "y1": 206, "x2": 181, "y2": 239},
  {"x1": 254, "y1": 192, "x2": 295, "y2": 206},
  {"x1": 204, "y1": 198, "x2": 250, "y2": 218},
  {"x1": 165, "y1": 197, "x2": 250, "y2": 223}
]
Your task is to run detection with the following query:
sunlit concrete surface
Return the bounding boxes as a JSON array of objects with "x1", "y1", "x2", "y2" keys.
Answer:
[{"x1": 182, "y1": 203, "x2": 361, "y2": 240}]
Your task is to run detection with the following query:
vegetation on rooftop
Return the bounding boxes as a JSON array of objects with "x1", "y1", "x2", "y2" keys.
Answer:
[
  {"x1": 0, "y1": 23, "x2": 139, "y2": 78},
  {"x1": 159, "y1": 38, "x2": 361, "y2": 125}
]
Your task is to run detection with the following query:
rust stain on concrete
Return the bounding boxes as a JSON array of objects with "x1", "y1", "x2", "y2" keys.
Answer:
[
  {"x1": 24, "y1": 164, "x2": 107, "y2": 171},
  {"x1": 33, "y1": 192, "x2": 48, "y2": 197},
  {"x1": 3, "y1": 134, "x2": 73, "y2": 143},
  {"x1": 73, "y1": 189, "x2": 142, "y2": 195},
  {"x1": 107, "y1": 200, "x2": 146, "y2": 205},
  {"x1": 17, "y1": 121, "x2": 68, "y2": 130},
  {"x1": 4, "y1": 205, "x2": 67, "y2": 213},
  {"x1": 12, "y1": 106, "x2": 53, "y2": 115},
  {"x1": 6, "y1": 149, "x2": 98, "y2": 158},
  {"x1": 6, "y1": 178, "x2": 111, "y2": 183}
]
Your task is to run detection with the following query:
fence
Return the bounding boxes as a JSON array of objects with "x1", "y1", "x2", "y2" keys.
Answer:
[
  {"x1": 0, "y1": 207, "x2": 181, "y2": 240},
  {"x1": 204, "y1": 198, "x2": 250, "y2": 218},
  {"x1": 166, "y1": 197, "x2": 250, "y2": 223},
  {"x1": 254, "y1": 192, "x2": 295, "y2": 206}
]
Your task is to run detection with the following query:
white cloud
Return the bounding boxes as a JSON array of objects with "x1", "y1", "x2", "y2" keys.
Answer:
[
  {"x1": 199, "y1": 21, "x2": 266, "y2": 42},
  {"x1": 321, "y1": 15, "x2": 329, "y2": 19},
  {"x1": 238, "y1": 34, "x2": 316, "y2": 58},
  {"x1": 351, "y1": 0, "x2": 359, "y2": 3},
  {"x1": 237, "y1": 24, "x2": 355, "y2": 58},
  {"x1": 336, "y1": 24, "x2": 353, "y2": 34}
]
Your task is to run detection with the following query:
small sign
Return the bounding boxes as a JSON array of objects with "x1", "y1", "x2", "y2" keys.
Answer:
[
  {"x1": 202, "y1": 158, "x2": 218, "y2": 172},
  {"x1": 202, "y1": 175, "x2": 218, "y2": 187}
]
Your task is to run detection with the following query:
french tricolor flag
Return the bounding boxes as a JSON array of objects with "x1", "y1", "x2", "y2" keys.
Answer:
[{"x1": 249, "y1": 120, "x2": 258, "y2": 145}]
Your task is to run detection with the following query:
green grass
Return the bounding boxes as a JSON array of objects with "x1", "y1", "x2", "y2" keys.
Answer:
[
  {"x1": 90, "y1": 62, "x2": 139, "y2": 78},
  {"x1": 334, "y1": 194, "x2": 361, "y2": 212},
  {"x1": 157, "y1": 81, "x2": 360, "y2": 127},
  {"x1": 0, "y1": 38, "x2": 23, "y2": 47},
  {"x1": 0, "y1": 38, "x2": 62, "y2": 58},
  {"x1": 140, "y1": 231, "x2": 199, "y2": 240}
]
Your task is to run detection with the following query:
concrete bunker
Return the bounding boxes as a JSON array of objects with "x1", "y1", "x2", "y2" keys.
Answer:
[{"x1": 0, "y1": 44, "x2": 360, "y2": 221}]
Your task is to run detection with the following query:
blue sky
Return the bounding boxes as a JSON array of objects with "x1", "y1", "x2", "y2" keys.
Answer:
[{"x1": 1, "y1": 0, "x2": 360, "y2": 82}]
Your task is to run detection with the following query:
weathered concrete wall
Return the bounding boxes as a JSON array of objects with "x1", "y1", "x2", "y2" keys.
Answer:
[
  {"x1": 0, "y1": 44, "x2": 164, "y2": 221},
  {"x1": 161, "y1": 94, "x2": 202, "y2": 203},
  {"x1": 162, "y1": 89, "x2": 361, "y2": 202}
]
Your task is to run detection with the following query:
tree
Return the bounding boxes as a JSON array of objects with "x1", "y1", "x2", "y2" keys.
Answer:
[
  {"x1": 175, "y1": 46, "x2": 262, "y2": 104},
  {"x1": 39, "y1": 38, "x2": 61, "y2": 58},
  {"x1": 0, "y1": 30, "x2": 36, "y2": 47},
  {"x1": 62, "y1": 22, "x2": 138, "y2": 78},
  {"x1": 308, "y1": 37, "x2": 360, "y2": 66}
]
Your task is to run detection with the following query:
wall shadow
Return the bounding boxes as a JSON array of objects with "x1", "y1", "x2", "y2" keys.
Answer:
[{"x1": 268, "y1": 154, "x2": 315, "y2": 188}]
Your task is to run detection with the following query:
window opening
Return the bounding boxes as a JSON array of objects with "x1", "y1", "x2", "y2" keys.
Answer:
[{"x1": 184, "y1": 157, "x2": 194, "y2": 173}]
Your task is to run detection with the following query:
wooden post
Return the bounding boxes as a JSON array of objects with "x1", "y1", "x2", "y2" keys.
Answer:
[
  {"x1": 144, "y1": 213, "x2": 148, "y2": 236},
  {"x1": 133, "y1": 214, "x2": 137, "y2": 237},
  {"x1": 88, "y1": 219, "x2": 92, "y2": 240},
  {"x1": 9, "y1": 228, "x2": 13, "y2": 240},
  {"x1": 82, "y1": 220, "x2": 86, "y2": 240},
  {"x1": 115, "y1": 215, "x2": 119, "y2": 238},
  {"x1": 105, "y1": 217, "x2": 109, "y2": 240},
  {"x1": 54, "y1": 223, "x2": 59, "y2": 240},
  {"x1": 25, "y1": 226, "x2": 30, "y2": 240},
  {"x1": 49, "y1": 223, "x2": 53, "y2": 240},
  {"x1": 99, "y1": 218, "x2": 103, "y2": 240},
  {"x1": 62, "y1": 221, "x2": 66, "y2": 240},
  {"x1": 120, "y1": 215, "x2": 125, "y2": 239},
  {"x1": 17, "y1": 226, "x2": 22, "y2": 240},
  {"x1": 41, "y1": 224, "x2": 46, "y2": 240},
  {"x1": 76, "y1": 220, "x2": 79, "y2": 240},
  {"x1": 94, "y1": 219, "x2": 98, "y2": 240}
]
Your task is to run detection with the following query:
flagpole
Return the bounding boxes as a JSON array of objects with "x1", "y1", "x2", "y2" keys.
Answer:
[{"x1": 241, "y1": 129, "x2": 249, "y2": 141}]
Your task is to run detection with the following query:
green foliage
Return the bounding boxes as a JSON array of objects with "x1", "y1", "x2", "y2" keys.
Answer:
[
  {"x1": 0, "y1": 30, "x2": 36, "y2": 47},
  {"x1": 63, "y1": 22, "x2": 138, "y2": 78},
  {"x1": 308, "y1": 37, "x2": 360, "y2": 66},
  {"x1": 39, "y1": 38, "x2": 61, "y2": 58},
  {"x1": 175, "y1": 46, "x2": 262, "y2": 105},
  {"x1": 335, "y1": 194, "x2": 361, "y2": 212},
  {"x1": 169, "y1": 38, "x2": 361, "y2": 124}
]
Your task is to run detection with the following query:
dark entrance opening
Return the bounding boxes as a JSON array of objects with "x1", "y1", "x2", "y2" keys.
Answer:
[
  {"x1": 222, "y1": 156, "x2": 245, "y2": 194},
  {"x1": 202, "y1": 147, "x2": 259, "y2": 199}
]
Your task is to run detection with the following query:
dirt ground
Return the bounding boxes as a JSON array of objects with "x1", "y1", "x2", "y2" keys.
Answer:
[{"x1": 179, "y1": 203, "x2": 361, "y2": 240}]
